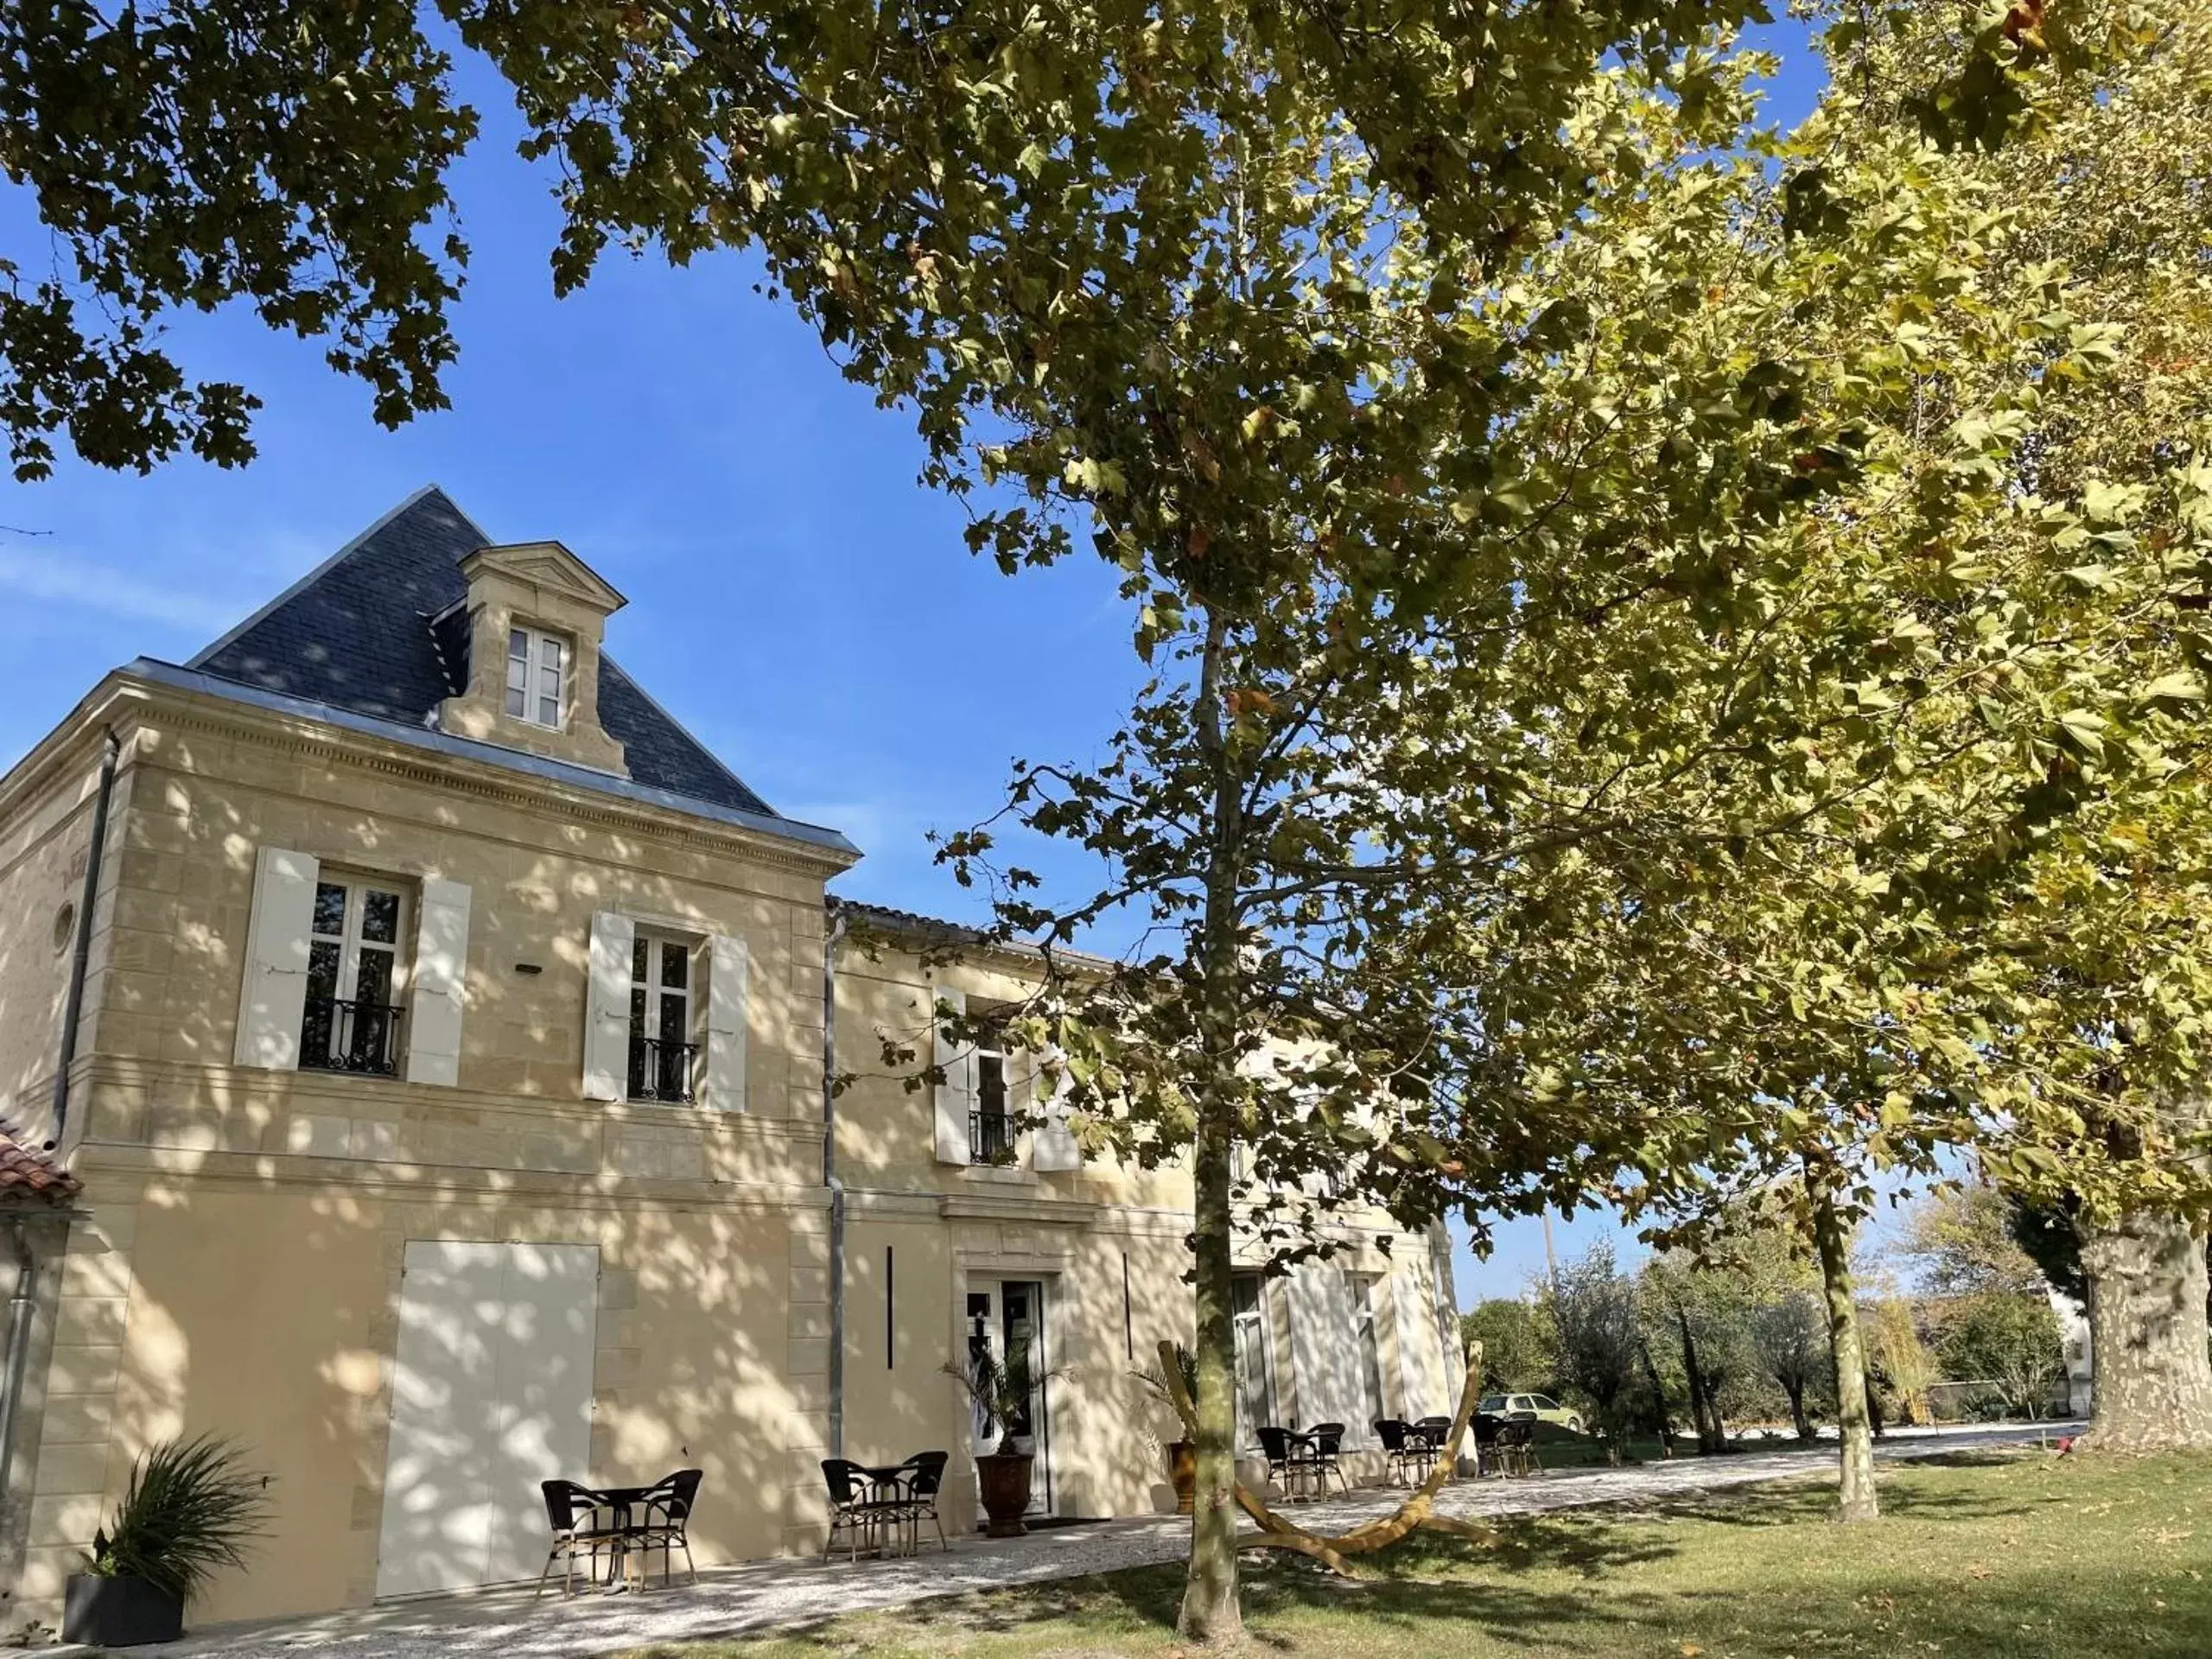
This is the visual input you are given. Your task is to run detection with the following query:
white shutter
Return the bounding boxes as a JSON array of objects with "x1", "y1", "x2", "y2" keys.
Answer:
[
  {"x1": 1286, "y1": 1265, "x2": 1364, "y2": 1440},
  {"x1": 932, "y1": 987, "x2": 973, "y2": 1165},
  {"x1": 582, "y1": 911, "x2": 636, "y2": 1102},
  {"x1": 234, "y1": 846, "x2": 319, "y2": 1069},
  {"x1": 1391, "y1": 1270, "x2": 1440, "y2": 1419},
  {"x1": 703, "y1": 932, "x2": 749, "y2": 1113},
  {"x1": 1033, "y1": 1047, "x2": 1082, "y2": 1172},
  {"x1": 405, "y1": 878, "x2": 471, "y2": 1087},
  {"x1": 1434, "y1": 1262, "x2": 1469, "y2": 1407}
]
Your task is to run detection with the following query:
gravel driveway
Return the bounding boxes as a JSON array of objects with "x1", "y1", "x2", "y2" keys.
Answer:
[{"x1": 121, "y1": 1421, "x2": 2075, "y2": 1659}]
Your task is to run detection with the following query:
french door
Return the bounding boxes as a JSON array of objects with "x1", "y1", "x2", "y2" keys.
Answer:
[{"x1": 966, "y1": 1278, "x2": 1053, "y2": 1517}]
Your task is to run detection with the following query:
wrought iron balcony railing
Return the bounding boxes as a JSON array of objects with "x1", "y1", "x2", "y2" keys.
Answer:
[
  {"x1": 300, "y1": 997, "x2": 405, "y2": 1077},
  {"x1": 969, "y1": 1109, "x2": 1015, "y2": 1165},
  {"x1": 627, "y1": 1034, "x2": 699, "y2": 1103}
]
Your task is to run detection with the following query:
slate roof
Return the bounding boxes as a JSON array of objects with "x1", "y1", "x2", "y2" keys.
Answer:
[
  {"x1": 190, "y1": 486, "x2": 782, "y2": 821},
  {"x1": 0, "y1": 1118, "x2": 78, "y2": 1202}
]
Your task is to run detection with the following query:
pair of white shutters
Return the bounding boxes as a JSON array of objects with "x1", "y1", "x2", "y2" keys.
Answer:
[
  {"x1": 581, "y1": 911, "x2": 748, "y2": 1112},
  {"x1": 234, "y1": 847, "x2": 469, "y2": 1086},
  {"x1": 236, "y1": 852, "x2": 750, "y2": 1110},
  {"x1": 931, "y1": 987, "x2": 1081, "y2": 1170}
]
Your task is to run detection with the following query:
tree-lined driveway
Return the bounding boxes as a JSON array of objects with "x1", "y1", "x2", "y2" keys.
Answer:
[{"x1": 133, "y1": 1421, "x2": 2075, "y2": 1659}]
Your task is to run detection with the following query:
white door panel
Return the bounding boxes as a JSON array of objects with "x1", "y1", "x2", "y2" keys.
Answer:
[
  {"x1": 377, "y1": 1242, "x2": 598, "y2": 1599},
  {"x1": 484, "y1": 1245, "x2": 598, "y2": 1585}
]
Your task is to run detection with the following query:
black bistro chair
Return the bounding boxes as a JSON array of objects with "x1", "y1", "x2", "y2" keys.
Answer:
[
  {"x1": 822, "y1": 1459, "x2": 903, "y2": 1561},
  {"x1": 536, "y1": 1479, "x2": 615, "y2": 1599},
  {"x1": 1471, "y1": 1413, "x2": 1504, "y2": 1478},
  {"x1": 1497, "y1": 1417, "x2": 1542, "y2": 1477},
  {"x1": 634, "y1": 1467, "x2": 702, "y2": 1586},
  {"x1": 1306, "y1": 1423, "x2": 1352, "y2": 1497},
  {"x1": 1255, "y1": 1425, "x2": 1299, "y2": 1498},
  {"x1": 898, "y1": 1450, "x2": 951, "y2": 1553},
  {"x1": 1414, "y1": 1414, "x2": 1455, "y2": 1480},
  {"x1": 1373, "y1": 1418, "x2": 1416, "y2": 1485}
]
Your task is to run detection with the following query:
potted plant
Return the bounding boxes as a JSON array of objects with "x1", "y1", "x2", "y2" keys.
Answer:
[
  {"x1": 944, "y1": 1339, "x2": 1065, "y2": 1536},
  {"x1": 67, "y1": 1435, "x2": 270, "y2": 1647},
  {"x1": 1131, "y1": 1342, "x2": 1201, "y2": 1515}
]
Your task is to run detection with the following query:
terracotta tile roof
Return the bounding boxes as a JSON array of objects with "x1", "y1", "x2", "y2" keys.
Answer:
[
  {"x1": 830, "y1": 897, "x2": 1118, "y2": 971},
  {"x1": 0, "y1": 1119, "x2": 79, "y2": 1201}
]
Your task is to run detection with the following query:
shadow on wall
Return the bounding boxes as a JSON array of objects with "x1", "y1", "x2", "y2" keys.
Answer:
[{"x1": 86, "y1": 1170, "x2": 799, "y2": 1627}]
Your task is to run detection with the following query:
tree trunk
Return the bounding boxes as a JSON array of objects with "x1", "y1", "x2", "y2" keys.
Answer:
[
  {"x1": 1700, "y1": 1375, "x2": 1728, "y2": 1452},
  {"x1": 1637, "y1": 1339, "x2": 1675, "y2": 1459},
  {"x1": 1809, "y1": 1178, "x2": 1878, "y2": 1522},
  {"x1": 1783, "y1": 1376, "x2": 1814, "y2": 1443},
  {"x1": 1674, "y1": 1308, "x2": 1715, "y2": 1454},
  {"x1": 2076, "y1": 1207, "x2": 2212, "y2": 1454},
  {"x1": 1675, "y1": 1308, "x2": 1726, "y2": 1455},
  {"x1": 1178, "y1": 613, "x2": 1246, "y2": 1647}
]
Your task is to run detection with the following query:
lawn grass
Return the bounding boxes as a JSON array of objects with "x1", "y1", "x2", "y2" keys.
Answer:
[{"x1": 625, "y1": 1448, "x2": 2212, "y2": 1659}]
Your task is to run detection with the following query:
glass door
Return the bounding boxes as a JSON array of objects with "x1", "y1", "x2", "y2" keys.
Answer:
[
  {"x1": 1000, "y1": 1281, "x2": 1052, "y2": 1516},
  {"x1": 966, "y1": 1280, "x2": 1054, "y2": 1518}
]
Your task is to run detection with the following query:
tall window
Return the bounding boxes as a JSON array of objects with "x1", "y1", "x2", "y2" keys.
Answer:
[
  {"x1": 627, "y1": 933, "x2": 696, "y2": 1102},
  {"x1": 302, "y1": 876, "x2": 407, "y2": 1075},
  {"x1": 505, "y1": 626, "x2": 567, "y2": 728},
  {"x1": 1348, "y1": 1273, "x2": 1386, "y2": 1427},
  {"x1": 969, "y1": 1014, "x2": 1014, "y2": 1162},
  {"x1": 1231, "y1": 1274, "x2": 1275, "y2": 1449}
]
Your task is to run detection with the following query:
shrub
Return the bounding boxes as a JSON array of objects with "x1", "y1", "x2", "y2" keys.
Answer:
[{"x1": 86, "y1": 1435, "x2": 270, "y2": 1604}]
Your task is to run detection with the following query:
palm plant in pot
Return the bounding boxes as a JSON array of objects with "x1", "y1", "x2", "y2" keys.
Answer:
[
  {"x1": 944, "y1": 1339, "x2": 1065, "y2": 1536},
  {"x1": 1131, "y1": 1342, "x2": 1201, "y2": 1515},
  {"x1": 68, "y1": 1435, "x2": 270, "y2": 1647}
]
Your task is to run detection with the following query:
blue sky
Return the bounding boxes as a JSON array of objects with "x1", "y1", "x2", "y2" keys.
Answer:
[{"x1": 0, "y1": 23, "x2": 1830, "y2": 1302}]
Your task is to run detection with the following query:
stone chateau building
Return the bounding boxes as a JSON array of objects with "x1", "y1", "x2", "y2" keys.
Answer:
[{"x1": 0, "y1": 486, "x2": 1464, "y2": 1632}]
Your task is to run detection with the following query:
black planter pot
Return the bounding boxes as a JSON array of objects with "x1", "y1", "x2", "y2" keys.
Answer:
[{"x1": 63, "y1": 1573, "x2": 185, "y2": 1647}]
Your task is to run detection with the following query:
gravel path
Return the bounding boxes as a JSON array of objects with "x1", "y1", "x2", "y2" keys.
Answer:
[{"x1": 125, "y1": 1421, "x2": 2075, "y2": 1659}]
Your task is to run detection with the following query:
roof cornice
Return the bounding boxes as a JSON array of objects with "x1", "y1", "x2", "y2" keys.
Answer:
[{"x1": 4, "y1": 664, "x2": 861, "y2": 877}]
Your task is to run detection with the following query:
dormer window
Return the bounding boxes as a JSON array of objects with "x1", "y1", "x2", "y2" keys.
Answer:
[
  {"x1": 440, "y1": 539, "x2": 628, "y2": 773},
  {"x1": 506, "y1": 627, "x2": 568, "y2": 728}
]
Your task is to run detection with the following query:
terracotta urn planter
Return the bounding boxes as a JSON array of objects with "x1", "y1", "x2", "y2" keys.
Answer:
[
  {"x1": 1166, "y1": 1440, "x2": 1198, "y2": 1515},
  {"x1": 976, "y1": 1451, "x2": 1035, "y2": 1537}
]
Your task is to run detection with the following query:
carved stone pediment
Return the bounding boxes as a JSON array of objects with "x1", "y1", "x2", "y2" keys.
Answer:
[{"x1": 459, "y1": 541, "x2": 626, "y2": 617}]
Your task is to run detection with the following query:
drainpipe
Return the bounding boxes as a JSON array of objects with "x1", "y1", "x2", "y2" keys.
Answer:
[
  {"x1": 0, "y1": 1222, "x2": 36, "y2": 1503},
  {"x1": 823, "y1": 903, "x2": 849, "y2": 1459},
  {"x1": 48, "y1": 728, "x2": 119, "y2": 1151}
]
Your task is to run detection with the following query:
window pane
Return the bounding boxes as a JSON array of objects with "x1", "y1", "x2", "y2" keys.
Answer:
[
  {"x1": 354, "y1": 946, "x2": 395, "y2": 1007},
  {"x1": 658, "y1": 992, "x2": 687, "y2": 1046},
  {"x1": 976, "y1": 1052, "x2": 1006, "y2": 1118},
  {"x1": 632, "y1": 938, "x2": 649, "y2": 985},
  {"x1": 509, "y1": 628, "x2": 528, "y2": 663},
  {"x1": 307, "y1": 939, "x2": 341, "y2": 1001},
  {"x1": 543, "y1": 637, "x2": 563, "y2": 672},
  {"x1": 312, "y1": 883, "x2": 346, "y2": 939},
  {"x1": 630, "y1": 986, "x2": 647, "y2": 1031},
  {"x1": 537, "y1": 693, "x2": 559, "y2": 727},
  {"x1": 660, "y1": 944, "x2": 688, "y2": 989},
  {"x1": 506, "y1": 684, "x2": 527, "y2": 718},
  {"x1": 360, "y1": 889, "x2": 400, "y2": 944}
]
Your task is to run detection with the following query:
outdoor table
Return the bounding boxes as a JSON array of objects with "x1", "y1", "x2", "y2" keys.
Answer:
[
  {"x1": 855, "y1": 1464, "x2": 914, "y2": 1557},
  {"x1": 591, "y1": 1484, "x2": 657, "y2": 1590},
  {"x1": 1281, "y1": 1430, "x2": 1324, "y2": 1502},
  {"x1": 1401, "y1": 1422, "x2": 1443, "y2": 1483}
]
